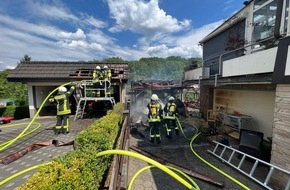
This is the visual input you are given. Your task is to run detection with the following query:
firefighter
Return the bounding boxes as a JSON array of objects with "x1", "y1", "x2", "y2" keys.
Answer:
[
  {"x1": 164, "y1": 96, "x2": 179, "y2": 138},
  {"x1": 102, "y1": 65, "x2": 111, "y2": 81},
  {"x1": 49, "y1": 85, "x2": 75, "y2": 135},
  {"x1": 147, "y1": 94, "x2": 163, "y2": 143},
  {"x1": 93, "y1": 66, "x2": 102, "y2": 97},
  {"x1": 102, "y1": 65, "x2": 112, "y2": 97}
]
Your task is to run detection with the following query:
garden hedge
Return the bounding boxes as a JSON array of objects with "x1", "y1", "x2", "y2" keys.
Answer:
[{"x1": 18, "y1": 103, "x2": 124, "y2": 190}]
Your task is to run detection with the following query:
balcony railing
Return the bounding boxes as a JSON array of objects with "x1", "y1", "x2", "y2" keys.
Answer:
[{"x1": 202, "y1": 36, "x2": 278, "y2": 78}]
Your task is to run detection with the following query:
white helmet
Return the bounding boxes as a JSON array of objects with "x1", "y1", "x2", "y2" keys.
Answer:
[
  {"x1": 151, "y1": 94, "x2": 158, "y2": 101},
  {"x1": 169, "y1": 96, "x2": 175, "y2": 101},
  {"x1": 58, "y1": 86, "x2": 67, "y2": 93},
  {"x1": 96, "y1": 66, "x2": 101, "y2": 70},
  {"x1": 103, "y1": 65, "x2": 108, "y2": 69}
]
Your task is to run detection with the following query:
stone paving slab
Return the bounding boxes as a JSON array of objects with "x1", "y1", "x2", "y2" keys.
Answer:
[{"x1": 0, "y1": 116, "x2": 94, "y2": 190}]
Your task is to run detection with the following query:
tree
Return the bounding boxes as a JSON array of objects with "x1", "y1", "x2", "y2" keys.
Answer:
[
  {"x1": 0, "y1": 69, "x2": 28, "y2": 106},
  {"x1": 20, "y1": 54, "x2": 31, "y2": 62},
  {"x1": 102, "y1": 57, "x2": 125, "y2": 63}
]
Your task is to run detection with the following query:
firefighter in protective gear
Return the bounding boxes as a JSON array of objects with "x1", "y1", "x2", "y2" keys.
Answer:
[
  {"x1": 102, "y1": 65, "x2": 111, "y2": 81},
  {"x1": 147, "y1": 94, "x2": 163, "y2": 143},
  {"x1": 49, "y1": 85, "x2": 75, "y2": 135},
  {"x1": 164, "y1": 96, "x2": 179, "y2": 138},
  {"x1": 102, "y1": 65, "x2": 112, "y2": 97},
  {"x1": 93, "y1": 66, "x2": 102, "y2": 97}
]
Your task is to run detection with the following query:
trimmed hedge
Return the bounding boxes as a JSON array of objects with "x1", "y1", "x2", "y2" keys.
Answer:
[
  {"x1": 0, "y1": 106, "x2": 29, "y2": 119},
  {"x1": 18, "y1": 103, "x2": 125, "y2": 190}
]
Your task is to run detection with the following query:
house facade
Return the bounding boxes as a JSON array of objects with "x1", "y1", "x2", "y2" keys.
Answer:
[
  {"x1": 7, "y1": 61, "x2": 128, "y2": 118},
  {"x1": 183, "y1": 0, "x2": 290, "y2": 186}
]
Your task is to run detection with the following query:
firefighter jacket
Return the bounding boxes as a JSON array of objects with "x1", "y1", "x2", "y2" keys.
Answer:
[
  {"x1": 50, "y1": 86, "x2": 75, "y2": 115},
  {"x1": 164, "y1": 102, "x2": 177, "y2": 120},
  {"x1": 102, "y1": 69, "x2": 111, "y2": 81},
  {"x1": 147, "y1": 102, "x2": 163, "y2": 122},
  {"x1": 93, "y1": 70, "x2": 102, "y2": 82}
]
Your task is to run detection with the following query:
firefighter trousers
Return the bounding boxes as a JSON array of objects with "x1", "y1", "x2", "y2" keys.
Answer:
[
  {"x1": 149, "y1": 121, "x2": 161, "y2": 143},
  {"x1": 55, "y1": 114, "x2": 69, "y2": 135}
]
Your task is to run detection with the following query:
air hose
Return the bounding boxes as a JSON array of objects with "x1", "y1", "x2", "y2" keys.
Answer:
[{"x1": 0, "y1": 82, "x2": 72, "y2": 152}]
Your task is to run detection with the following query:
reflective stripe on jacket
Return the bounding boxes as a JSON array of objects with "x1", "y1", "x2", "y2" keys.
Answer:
[{"x1": 54, "y1": 86, "x2": 75, "y2": 115}]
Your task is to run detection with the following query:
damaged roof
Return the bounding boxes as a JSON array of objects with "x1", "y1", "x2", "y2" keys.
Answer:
[
  {"x1": 7, "y1": 61, "x2": 129, "y2": 83},
  {"x1": 131, "y1": 80, "x2": 183, "y2": 90}
]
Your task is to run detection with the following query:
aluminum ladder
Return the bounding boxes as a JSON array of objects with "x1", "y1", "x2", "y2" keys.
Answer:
[
  {"x1": 208, "y1": 140, "x2": 290, "y2": 190},
  {"x1": 74, "y1": 98, "x2": 87, "y2": 121}
]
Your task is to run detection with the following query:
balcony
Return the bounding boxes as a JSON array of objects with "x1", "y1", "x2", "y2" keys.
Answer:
[{"x1": 184, "y1": 45, "x2": 278, "y2": 82}]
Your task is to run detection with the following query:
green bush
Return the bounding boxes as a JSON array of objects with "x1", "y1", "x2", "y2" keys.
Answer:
[
  {"x1": 18, "y1": 103, "x2": 125, "y2": 190},
  {"x1": 0, "y1": 106, "x2": 29, "y2": 119}
]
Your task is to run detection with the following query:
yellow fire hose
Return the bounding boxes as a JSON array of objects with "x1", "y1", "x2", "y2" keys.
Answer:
[
  {"x1": 176, "y1": 117, "x2": 251, "y2": 190},
  {"x1": 0, "y1": 82, "x2": 72, "y2": 152}
]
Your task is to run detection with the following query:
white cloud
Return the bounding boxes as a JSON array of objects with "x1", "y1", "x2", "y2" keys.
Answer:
[
  {"x1": 27, "y1": 1, "x2": 78, "y2": 22},
  {"x1": 56, "y1": 28, "x2": 86, "y2": 40},
  {"x1": 0, "y1": 0, "x2": 228, "y2": 71},
  {"x1": 108, "y1": 0, "x2": 191, "y2": 38}
]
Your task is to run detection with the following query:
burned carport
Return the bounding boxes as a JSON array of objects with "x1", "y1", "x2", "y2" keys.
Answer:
[{"x1": 128, "y1": 79, "x2": 189, "y2": 116}]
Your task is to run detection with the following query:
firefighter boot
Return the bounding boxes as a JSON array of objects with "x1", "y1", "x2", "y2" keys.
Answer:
[
  {"x1": 175, "y1": 129, "x2": 179, "y2": 136},
  {"x1": 166, "y1": 131, "x2": 172, "y2": 139},
  {"x1": 156, "y1": 137, "x2": 161, "y2": 144},
  {"x1": 54, "y1": 128, "x2": 60, "y2": 135},
  {"x1": 150, "y1": 137, "x2": 154, "y2": 143}
]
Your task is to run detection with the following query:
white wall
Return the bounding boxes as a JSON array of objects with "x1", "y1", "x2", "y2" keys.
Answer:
[
  {"x1": 214, "y1": 89, "x2": 275, "y2": 138},
  {"x1": 184, "y1": 68, "x2": 203, "y2": 81},
  {"x1": 223, "y1": 47, "x2": 277, "y2": 77}
]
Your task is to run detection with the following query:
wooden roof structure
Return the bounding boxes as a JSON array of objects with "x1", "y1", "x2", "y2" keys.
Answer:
[{"x1": 7, "y1": 61, "x2": 129, "y2": 83}]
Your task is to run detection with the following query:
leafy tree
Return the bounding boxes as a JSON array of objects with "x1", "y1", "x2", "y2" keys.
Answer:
[
  {"x1": 0, "y1": 69, "x2": 28, "y2": 106},
  {"x1": 102, "y1": 57, "x2": 125, "y2": 63},
  {"x1": 20, "y1": 54, "x2": 31, "y2": 62}
]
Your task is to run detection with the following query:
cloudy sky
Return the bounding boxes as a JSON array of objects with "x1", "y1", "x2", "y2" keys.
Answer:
[{"x1": 0, "y1": 0, "x2": 246, "y2": 70}]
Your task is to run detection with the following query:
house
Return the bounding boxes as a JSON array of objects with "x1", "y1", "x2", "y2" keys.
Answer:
[
  {"x1": 183, "y1": 0, "x2": 290, "y2": 186},
  {"x1": 7, "y1": 61, "x2": 128, "y2": 118}
]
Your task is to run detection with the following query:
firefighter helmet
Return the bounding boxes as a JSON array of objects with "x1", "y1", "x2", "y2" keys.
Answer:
[
  {"x1": 96, "y1": 66, "x2": 101, "y2": 70},
  {"x1": 168, "y1": 96, "x2": 175, "y2": 101},
  {"x1": 103, "y1": 65, "x2": 108, "y2": 69},
  {"x1": 151, "y1": 94, "x2": 158, "y2": 101},
  {"x1": 58, "y1": 86, "x2": 67, "y2": 93}
]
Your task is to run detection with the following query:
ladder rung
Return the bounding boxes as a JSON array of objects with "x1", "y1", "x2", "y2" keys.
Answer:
[
  {"x1": 238, "y1": 154, "x2": 246, "y2": 169},
  {"x1": 249, "y1": 160, "x2": 259, "y2": 177},
  {"x1": 209, "y1": 141, "x2": 290, "y2": 190}
]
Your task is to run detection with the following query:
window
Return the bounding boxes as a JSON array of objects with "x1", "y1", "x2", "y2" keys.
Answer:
[
  {"x1": 253, "y1": 0, "x2": 277, "y2": 42},
  {"x1": 254, "y1": 0, "x2": 270, "y2": 10}
]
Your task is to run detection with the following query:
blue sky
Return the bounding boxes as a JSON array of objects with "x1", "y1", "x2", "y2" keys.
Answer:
[{"x1": 0, "y1": 0, "x2": 246, "y2": 70}]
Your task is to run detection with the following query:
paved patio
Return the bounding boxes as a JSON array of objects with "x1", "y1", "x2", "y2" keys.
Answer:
[{"x1": 0, "y1": 116, "x2": 94, "y2": 190}]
